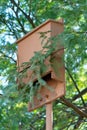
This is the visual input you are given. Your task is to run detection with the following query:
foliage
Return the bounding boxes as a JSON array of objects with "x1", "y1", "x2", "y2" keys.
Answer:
[{"x1": 0, "y1": 0, "x2": 87, "y2": 130}]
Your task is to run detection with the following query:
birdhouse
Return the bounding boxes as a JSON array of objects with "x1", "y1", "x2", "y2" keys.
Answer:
[{"x1": 16, "y1": 19, "x2": 65, "y2": 111}]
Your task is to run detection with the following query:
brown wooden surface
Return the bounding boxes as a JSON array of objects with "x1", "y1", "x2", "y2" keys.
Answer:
[
  {"x1": 46, "y1": 103, "x2": 53, "y2": 130},
  {"x1": 17, "y1": 19, "x2": 65, "y2": 111},
  {"x1": 28, "y1": 79, "x2": 65, "y2": 111},
  {"x1": 18, "y1": 48, "x2": 64, "y2": 84},
  {"x1": 17, "y1": 19, "x2": 64, "y2": 71}
]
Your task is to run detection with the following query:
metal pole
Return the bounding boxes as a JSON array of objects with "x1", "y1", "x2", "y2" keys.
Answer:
[{"x1": 46, "y1": 102, "x2": 53, "y2": 130}]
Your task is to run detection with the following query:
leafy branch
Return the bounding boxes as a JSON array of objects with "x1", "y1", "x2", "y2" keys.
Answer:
[
  {"x1": 0, "y1": 50, "x2": 16, "y2": 63},
  {"x1": 10, "y1": 0, "x2": 36, "y2": 28},
  {"x1": 65, "y1": 67, "x2": 86, "y2": 107}
]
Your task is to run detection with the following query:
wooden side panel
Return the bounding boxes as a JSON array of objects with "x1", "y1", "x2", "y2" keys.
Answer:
[
  {"x1": 51, "y1": 49, "x2": 65, "y2": 82},
  {"x1": 51, "y1": 21, "x2": 64, "y2": 37}
]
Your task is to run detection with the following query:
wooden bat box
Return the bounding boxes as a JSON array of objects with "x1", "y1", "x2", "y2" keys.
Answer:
[{"x1": 16, "y1": 19, "x2": 65, "y2": 111}]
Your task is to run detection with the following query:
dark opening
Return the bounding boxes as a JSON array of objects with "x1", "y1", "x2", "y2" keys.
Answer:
[
  {"x1": 42, "y1": 72, "x2": 51, "y2": 81},
  {"x1": 33, "y1": 72, "x2": 51, "y2": 86}
]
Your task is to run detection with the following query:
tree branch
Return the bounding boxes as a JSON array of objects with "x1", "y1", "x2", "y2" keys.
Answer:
[
  {"x1": 14, "y1": 11, "x2": 27, "y2": 34},
  {"x1": 65, "y1": 67, "x2": 86, "y2": 107},
  {"x1": 60, "y1": 97, "x2": 87, "y2": 118},
  {"x1": 0, "y1": 18, "x2": 19, "y2": 39},
  {"x1": 0, "y1": 50, "x2": 16, "y2": 63},
  {"x1": 73, "y1": 88, "x2": 87, "y2": 101},
  {"x1": 74, "y1": 117, "x2": 83, "y2": 129},
  {"x1": 10, "y1": 0, "x2": 36, "y2": 28}
]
